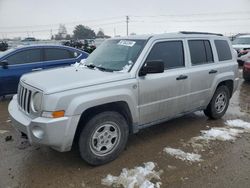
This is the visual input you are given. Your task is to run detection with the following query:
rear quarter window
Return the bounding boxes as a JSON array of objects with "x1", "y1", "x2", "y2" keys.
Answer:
[{"x1": 214, "y1": 40, "x2": 232, "y2": 61}]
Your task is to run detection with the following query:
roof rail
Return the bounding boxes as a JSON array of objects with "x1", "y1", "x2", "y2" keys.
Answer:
[{"x1": 179, "y1": 31, "x2": 223, "y2": 36}]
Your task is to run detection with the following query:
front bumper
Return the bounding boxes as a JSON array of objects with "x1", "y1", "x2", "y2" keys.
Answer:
[{"x1": 8, "y1": 95, "x2": 80, "y2": 152}]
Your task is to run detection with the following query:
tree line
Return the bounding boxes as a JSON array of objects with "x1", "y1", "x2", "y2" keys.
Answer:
[{"x1": 52, "y1": 24, "x2": 110, "y2": 40}]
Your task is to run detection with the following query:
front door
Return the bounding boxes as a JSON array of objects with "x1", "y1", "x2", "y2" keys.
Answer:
[
  {"x1": 0, "y1": 49, "x2": 43, "y2": 95},
  {"x1": 138, "y1": 40, "x2": 189, "y2": 125}
]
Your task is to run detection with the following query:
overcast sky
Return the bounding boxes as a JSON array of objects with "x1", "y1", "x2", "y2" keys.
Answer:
[{"x1": 0, "y1": 0, "x2": 250, "y2": 39}]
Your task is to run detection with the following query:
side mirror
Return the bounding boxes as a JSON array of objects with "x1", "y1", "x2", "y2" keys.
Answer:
[
  {"x1": 139, "y1": 60, "x2": 164, "y2": 76},
  {"x1": 0, "y1": 60, "x2": 8, "y2": 69}
]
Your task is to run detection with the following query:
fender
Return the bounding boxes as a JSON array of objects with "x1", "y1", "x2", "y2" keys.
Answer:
[{"x1": 209, "y1": 71, "x2": 235, "y2": 102}]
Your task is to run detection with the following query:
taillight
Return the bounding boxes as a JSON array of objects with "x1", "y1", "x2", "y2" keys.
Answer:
[{"x1": 244, "y1": 62, "x2": 250, "y2": 69}]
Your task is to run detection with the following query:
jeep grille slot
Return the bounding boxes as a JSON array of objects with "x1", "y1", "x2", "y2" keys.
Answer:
[{"x1": 18, "y1": 84, "x2": 32, "y2": 114}]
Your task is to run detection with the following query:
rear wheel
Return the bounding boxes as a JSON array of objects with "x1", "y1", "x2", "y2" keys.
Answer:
[
  {"x1": 78, "y1": 111, "x2": 129, "y2": 165},
  {"x1": 204, "y1": 85, "x2": 230, "y2": 119}
]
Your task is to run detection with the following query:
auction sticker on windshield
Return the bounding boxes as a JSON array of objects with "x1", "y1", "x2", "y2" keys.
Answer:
[{"x1": 118, "y1": 40, "x2": 136, "y2": 47}]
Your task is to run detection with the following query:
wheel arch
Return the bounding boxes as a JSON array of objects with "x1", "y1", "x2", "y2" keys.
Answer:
[{"x1": 73, "y1": 101, "x2": 135, "y2": 146}]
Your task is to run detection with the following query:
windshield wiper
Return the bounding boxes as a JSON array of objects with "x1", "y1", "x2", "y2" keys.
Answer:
[
  {"x1": 85, "y1": 64, "x2": 96, "y2": 69},
  {"x1": 85, "y1": 64, "x2": 114, "y2": 72},
  {"x1": 95, "y1": 66, "x2": 114, "y2": 72}
]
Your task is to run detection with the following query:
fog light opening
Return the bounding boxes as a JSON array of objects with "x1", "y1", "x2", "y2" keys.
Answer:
[{"x1": 32, "y1": 126, "x2": 44, "y2": 139}]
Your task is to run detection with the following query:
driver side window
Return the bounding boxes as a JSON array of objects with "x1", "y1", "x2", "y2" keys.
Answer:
[
  {"x1": 7, "y1": 49, "x2": 42, "y2": 65},
  {"x1": 146, "y1": 41, "x2": 185, "y2": 69}
]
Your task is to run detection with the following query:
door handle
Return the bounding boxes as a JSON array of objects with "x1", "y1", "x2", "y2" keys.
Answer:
[
  {"x1": 176, "y1": 75, "x2": 188, "y2": 80},
  {"x1": 209, "y1": 69, "x2": 217, "y2": 74},
  {"x1": 32, "y1": 68, "x2": 43, "y2": 71}
]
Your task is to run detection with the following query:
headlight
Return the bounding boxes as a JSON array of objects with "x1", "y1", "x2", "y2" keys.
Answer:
[{"x1": 32, "y1": 92, "x2": 42, "y2": 112}]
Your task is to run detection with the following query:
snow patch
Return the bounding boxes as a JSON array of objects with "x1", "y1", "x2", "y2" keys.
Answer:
[
  {"x1": 196, "y1": 127, "x2": 244, "y2": 141},
  {"x1": 225, "y1": 119, "x2": 250, "y2": 130},
  {"x1": 101, "y1": 162, "x2": 162, "y2": 188},
  {"x1": 0, "y1": 130, "x2": 9, "y2": 134},
  {"x1": 72, "y1": 59, "x2": 86, "y2": 68},
  {"x1": 118, "y1": 61, "x2": 133, "y2": 73},
  {"x1": 163, "y1": 148, "x2": 202, "y2": 162}
]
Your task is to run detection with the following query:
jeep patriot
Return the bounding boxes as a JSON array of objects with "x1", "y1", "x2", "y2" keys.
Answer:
[{"x1": 8, "y1": 32, "x2": 239, "y2": 165}]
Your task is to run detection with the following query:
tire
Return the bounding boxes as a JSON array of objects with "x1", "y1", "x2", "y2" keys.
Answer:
[
  {"x1": 204, "y1": 85, "x2": 230, "y2": 119},
  {"x1": 78, "y1": 111, "x2": 129, "y2": 166}
]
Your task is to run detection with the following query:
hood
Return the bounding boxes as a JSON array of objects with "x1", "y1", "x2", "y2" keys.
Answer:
[
  {"x1": 232, "y1": 44, "x2": 250, "y2": 50},
  {"x1": 21, "y1": 66, "x2": 131, "y2": 94}
]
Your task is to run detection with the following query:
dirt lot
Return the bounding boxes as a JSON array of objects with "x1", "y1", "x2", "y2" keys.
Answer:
[{"x1": 0, "y1": 75, "x2": 250, "y2": 188}]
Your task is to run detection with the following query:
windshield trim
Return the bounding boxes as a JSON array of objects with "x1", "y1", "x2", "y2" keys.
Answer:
[{"x1": 127, "y1": 37, "x2": 150, "y2": 72}]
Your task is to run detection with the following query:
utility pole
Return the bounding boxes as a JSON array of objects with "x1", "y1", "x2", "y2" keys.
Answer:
[
  {"x1": 50, "y1": 29, "x2": 53, "y2": 39},
  {"x1": 126, "y1": 16, "x2": 129, "y2": 36},
  {"x1": 114, "y1": 27, "x2": 116, "y2": 37}
]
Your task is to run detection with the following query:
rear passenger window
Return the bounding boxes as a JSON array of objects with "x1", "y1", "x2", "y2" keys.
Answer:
[
  {"x1": 146, "y1": 41, "x2": 184, "y2": 69},
  {"x1": 44, "y1": 48, "x2": 72, "y2": 61},
  {"x1": 214, "y1": 40, "x2": 232, "y2": 61},
  {"x1": 188, "y1": 40, "x2": 214, "y2": 65}
]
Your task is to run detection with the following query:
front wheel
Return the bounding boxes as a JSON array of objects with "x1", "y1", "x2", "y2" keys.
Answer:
[
  {"x1": 78, "y1": 111, "x2": 129, "y2": 165},
  {"x1": 204, "y1": 85, "x2": 230, "y2": 119}
]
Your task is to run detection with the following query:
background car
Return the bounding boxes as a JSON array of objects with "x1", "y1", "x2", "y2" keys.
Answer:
[
  {"x1": 0, "y1": 41, "x2": 8, "y2": 51},
  {"x1": 243, "y1": 62, "x2": 250, "y2": 81},
  {"x1": 62, "y1": 39, "x2": 96, "y2": 53},
  {"x1": 232, "y1": 35, "x2": 250, "y2": 66},
  {"x1": 0, "y1": 45, "x2": 88, "y2": 96}
]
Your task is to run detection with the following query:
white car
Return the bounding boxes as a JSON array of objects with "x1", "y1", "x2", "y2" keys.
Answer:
[{"x1": 232, "y1": 35, "x2": 250, "y2": 65}]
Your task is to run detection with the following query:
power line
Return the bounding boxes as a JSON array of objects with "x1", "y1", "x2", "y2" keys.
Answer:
[
  {"x1": 0, "y1": 16, "x2": 125, "y2": 29},
  {"x1": 3, "y1": 10, "x2": 249, "y2": 30},
  {"x1": 131, "y1": 10, "x2": 250, "y2": 18},
  {"x1": 0, "y1": 21, "x2": 125, "y2": 34}
]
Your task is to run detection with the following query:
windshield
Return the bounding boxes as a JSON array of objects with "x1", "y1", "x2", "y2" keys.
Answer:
[
  {"x1": 85, "y1": 39, "x2": 146, "y2": 72},
  {"x1": 233, "y1": 37, "x2": 250, "y2": 45}
]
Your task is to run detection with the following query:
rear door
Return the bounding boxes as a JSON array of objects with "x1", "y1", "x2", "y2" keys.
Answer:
[
  {"x1": 43, "y1": 48, "x2": 78, "y2": 69},
  {"x1": 185, "y1": 39, "x2": 217, "y2": 111},
  {"x1": 138, "y1": 39, "x2": 190, "y2": 125},
  {"x1": 0, "y1": 48, "x2": 43, "y2": 95}
]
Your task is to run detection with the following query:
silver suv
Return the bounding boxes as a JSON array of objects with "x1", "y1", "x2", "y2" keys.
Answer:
[{"x1": 9, "y1": 32, "x2": 239, "y2": 165}]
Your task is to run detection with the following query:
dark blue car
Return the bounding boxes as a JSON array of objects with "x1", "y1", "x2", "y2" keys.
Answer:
[{"x1": 0, "y1": 45, "x2": 88, "y2": 96}]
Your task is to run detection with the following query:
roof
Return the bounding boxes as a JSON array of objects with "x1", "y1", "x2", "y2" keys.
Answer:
[
  {"x1": 8, "y1": 44, "x2": 84, "y2": 52},
  {"x1": 113, "y1": 31, "x2": 226, "y2": 41}
]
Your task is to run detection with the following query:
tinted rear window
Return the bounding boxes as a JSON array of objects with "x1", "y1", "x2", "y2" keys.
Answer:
[
  {"x1": 44, "y1": 48, "x2": 73, "y2": 61},
  {"x1": 146, "y1": 41, "x2": 184, "y2": 69},
  {"x1": 188, "y1": 40, "x2": 214, "y2": 65},
  {"x1": 214, "y1": 40, "x2": 232, "y2": 61}
]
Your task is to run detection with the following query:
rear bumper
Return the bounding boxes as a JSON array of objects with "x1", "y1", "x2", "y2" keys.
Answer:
[{"x1": 8, "y1": 95, "x2": 80, "y2": 152}]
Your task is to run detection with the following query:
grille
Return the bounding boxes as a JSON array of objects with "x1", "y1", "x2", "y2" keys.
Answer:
[{"x1": 18, "y1": 84, "x2": 32, "y2": 114}]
